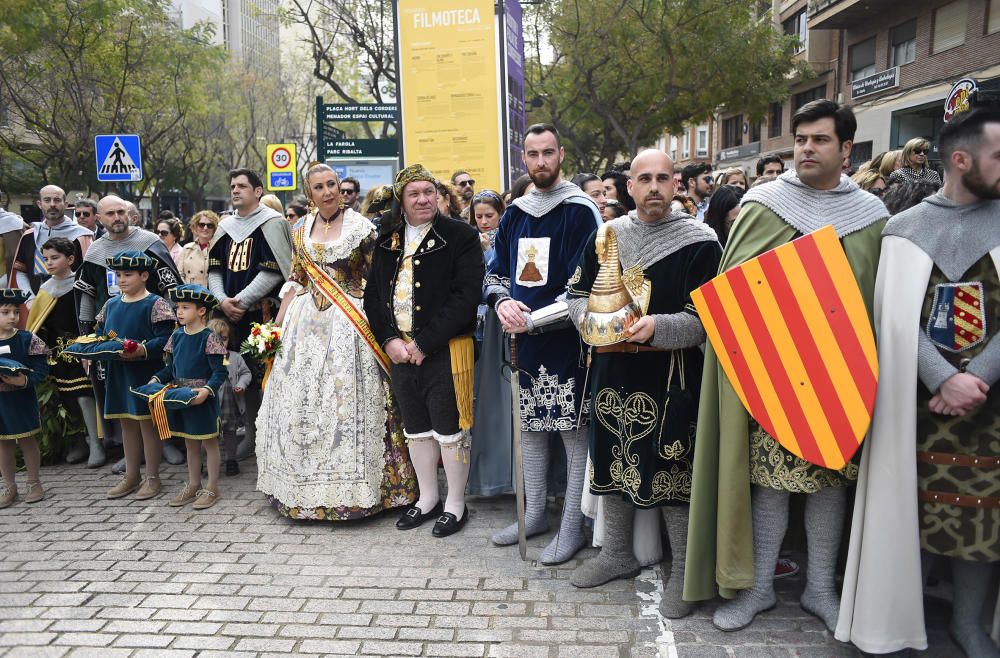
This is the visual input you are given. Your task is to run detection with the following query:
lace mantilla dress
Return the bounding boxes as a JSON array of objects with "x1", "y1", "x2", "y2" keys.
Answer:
[{"x1": 255, "y1": 209, "x2": 417, "y2": 520}]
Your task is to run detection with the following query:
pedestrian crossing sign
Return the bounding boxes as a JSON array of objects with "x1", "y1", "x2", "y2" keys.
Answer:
[{"x1": 95, "y1": 134, "x2": 143, "y2": 182}]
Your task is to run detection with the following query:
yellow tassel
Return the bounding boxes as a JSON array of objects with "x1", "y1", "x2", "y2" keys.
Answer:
[
  {"x1": 148, "y1": 386, "x2": 174, "y2": 441},
  {"x1": 448, "y1": 336, "x2": 474, "y2": 431}
]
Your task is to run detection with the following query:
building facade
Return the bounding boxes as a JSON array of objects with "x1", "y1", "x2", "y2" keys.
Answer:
[
  {"x1": 658, "y1": 0, "x2": 1000, "y2": 183},
  {"x1": 171, "y1": 0, "x2": 280, "y2": 72},
  {"x1": 811, "y1": 0, "x2": 1000, "y2": 168}
]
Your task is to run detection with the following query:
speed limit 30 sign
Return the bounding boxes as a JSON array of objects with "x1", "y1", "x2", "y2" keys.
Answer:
[{"x1": 266, "y1": 143, "x2": 297, "y2": 191}]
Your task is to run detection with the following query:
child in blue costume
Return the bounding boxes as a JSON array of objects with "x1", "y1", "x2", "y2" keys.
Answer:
[
  {"x1": 149, "y1": 285, "x2": 227, "y2": 510},
  {"x1": 0, "y1": 289, "x2": 49, "y2": 508},
  {"x1": 98, "y1": 251, "x2": 175, "y2": 501}
]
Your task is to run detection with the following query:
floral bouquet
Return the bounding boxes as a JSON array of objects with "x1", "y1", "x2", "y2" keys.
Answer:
[
  {"x1": 239, "y1": 322, "x2": 283, "y2": 360},
  {"x1": 239, "y1": 322, "x2": 283, "y2": 390}
]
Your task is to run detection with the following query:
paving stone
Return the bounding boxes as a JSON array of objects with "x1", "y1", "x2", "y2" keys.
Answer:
[{"x1": 2, "y1": 461, "x2": 956, "y2": 658}]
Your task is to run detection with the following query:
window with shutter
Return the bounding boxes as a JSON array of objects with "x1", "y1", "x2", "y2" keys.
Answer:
[
  {"x1": 850, "y1": 37, "x2": 877, "y2": 81},
  {"x1": 890, "y1": 19, "x2": 917, "y2": 66},
  {"x1": 989, "y1": 0, "x2": 1000, "y2": 34},
  {"x1": 933, "y1": 0, "x2": 968, "y2": 54}
]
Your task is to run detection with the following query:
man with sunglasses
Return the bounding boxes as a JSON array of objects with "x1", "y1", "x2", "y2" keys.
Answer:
[
  {"x1": 340, "y1": 177, "x2": 362, "y2": 212},
  {"x1": 680, "y1": 163, "x2": 714, "y2": 221},
  {"x1": 451, "y1": 171, "x2": 476, "y2": 208},
  {"x1": 73, "y1": 199, "x2": 103, "y2": 238},
  {"x1": 11, "y1": 185, "x2": 94, "y2": 296}
]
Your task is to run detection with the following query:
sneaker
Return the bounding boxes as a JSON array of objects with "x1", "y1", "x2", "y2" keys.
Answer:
[
  {"x1": 23, "y1": 481, "x2": 44, "y2": 504},
  {"x1": 774, "y1": 557, "x2": 800, "y2": 580},
  {"x1": 168, "y1": 483, "x2": 200, "y2": 507},
  {"x1": 134, "y1": 477, "x2": 162, "y2": 500},
  {"x1": 0, "y1": 484, "x2": 16, "y2": 508},
  {"x1": 106, "y1": 476, "x2": 141, "y2": 499},
  {"x1": 192, "y1": 488, "x2": 218, "y2": 510},
  {"x1": 225, "y1": 460, "x2": 239, "y2": 476}
]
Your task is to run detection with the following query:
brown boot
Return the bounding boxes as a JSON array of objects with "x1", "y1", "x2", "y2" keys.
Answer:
[
  {"x1": 135, "y1": 476, "x2": 162, "y2": 500},
  {"x1": 0, "y1": 483, "x2": 16, "y2": 508},
  {"x1": 23, "y1": 481, "x2": 44, "y2": 504},
  {"x1": 192, "y1": 487, "x2": 219, "y2": 510},
  {"x1": 106, "y1": 476, "x2": 141, "y2": 499},
  {"x1": 168, "y1": 482, "x2": 200, "y2": 507}
]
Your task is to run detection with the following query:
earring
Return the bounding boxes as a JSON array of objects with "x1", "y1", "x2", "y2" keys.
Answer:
[{"x1": 339, "y1": 199, "x2": 345, "y2": 210}]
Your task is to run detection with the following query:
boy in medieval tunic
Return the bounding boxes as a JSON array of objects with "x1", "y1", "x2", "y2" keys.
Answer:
[
  {"x1": 565, "y1": 149, "x2": 721, "y2": 617},
  {"x1": 0, "y1": 289, "x2": 49, "y2": 507},
  {"x1": 486, "y1": 123, "x2": 602, "y2": 564},
  {"x1": 91, "y1": 252, "x2": 175, "y2": 500},
  {"x1": 146, "y1": 285, "x2": 228, "y2": 510},
  {"x1": 685, "y1": 100, "x2": 888, "y2": 632},
  {"x1": 27, "y1": 238, "x2": 103, "y2": 467},
  {"x1": 837, "y1": 104, "x2": 1000, "y2": 657}
]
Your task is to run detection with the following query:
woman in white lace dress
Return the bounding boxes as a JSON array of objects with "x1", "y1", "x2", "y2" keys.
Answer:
[{"x1": 256, "y1": 164, "x2": 417, "y2": 520}]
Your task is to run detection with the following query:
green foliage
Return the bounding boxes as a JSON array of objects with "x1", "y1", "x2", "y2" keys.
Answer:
[
  {"x1": 17, "y1": 379, "x2": 85, "y2": 469},
  {"x1": 525, "y1": 0, "x2": 810, "y2": 173},
  {"x1": 0, "y1": 0, "x2": 290, "y2": 209}
]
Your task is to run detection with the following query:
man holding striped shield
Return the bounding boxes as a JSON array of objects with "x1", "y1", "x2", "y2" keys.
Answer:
[{"x1": 684, "y1": 100, "x2": 889, "y2": 633}]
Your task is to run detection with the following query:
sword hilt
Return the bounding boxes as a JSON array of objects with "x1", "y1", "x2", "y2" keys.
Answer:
[{"x1": 509, "y1": 333, "x2": 518, "y2": 368}]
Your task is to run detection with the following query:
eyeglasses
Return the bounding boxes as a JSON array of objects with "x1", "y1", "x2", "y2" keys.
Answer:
[
  {"x1": 340, "y1": 188, "x2": 356, "y2": 194},
  {"x1": 913, "y1": 149, "x2": 928, "y2": 155},
  {"x1": 457, "y1": 180, "x2": 476, "y2": 187},
  {"x1": 156, "y1": 230, "x2": 171, "y2": 236},
  {"x1": 196, "y1": 222, "x2": 215, "y2": 229},
  {"x1": 870, "y1": 187, "x2": 884, "y2": 197},
  {"x1": 74, "y1": 211, "x2": 91, "y2": 218},
  {"x1": 285, "y1": 212, "x2": 297, "y2": 218},
  {"x1": 702, "y1": 176, "x2": 714, "y2": 184}
]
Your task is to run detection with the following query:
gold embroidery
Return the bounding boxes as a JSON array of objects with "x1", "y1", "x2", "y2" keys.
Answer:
[
  {"x1": 591, "y1": 387, "x2": 692, "y2": 505},
  {"x1": 227, "y1": 238, "x2": 253, "y2": 272}
]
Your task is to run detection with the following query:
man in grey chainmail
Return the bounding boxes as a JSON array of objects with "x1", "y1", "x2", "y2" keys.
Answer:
[
  {"x1": 565, "y1": 149, "x2": 721, "y2": 617},
  {"x1": 685, "y1": 100, "x2": 888, "y2": 633}
]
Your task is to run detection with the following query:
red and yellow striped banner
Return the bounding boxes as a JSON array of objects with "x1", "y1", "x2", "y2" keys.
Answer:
[{"x1": 692, "y1": 225, "x2": 877, "y2": 470}]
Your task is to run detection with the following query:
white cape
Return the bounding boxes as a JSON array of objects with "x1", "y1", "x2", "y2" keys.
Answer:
[{"x1": 836, "y1": 236, "x2": 1000, "y2": 653}]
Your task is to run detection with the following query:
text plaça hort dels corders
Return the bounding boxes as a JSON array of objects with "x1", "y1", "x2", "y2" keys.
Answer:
[{"x1": 413, "y1": 8, "x2": 482, "y2": 29}]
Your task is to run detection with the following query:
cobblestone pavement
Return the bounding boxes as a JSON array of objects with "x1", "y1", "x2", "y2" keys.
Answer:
[{"x1": 0, "y1": 461, "x2": 962, "y2": 657}]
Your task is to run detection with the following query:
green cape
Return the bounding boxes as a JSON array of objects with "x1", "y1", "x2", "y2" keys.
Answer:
[{"x1": 683, "y1": 202, "x2": 885, "y2": 601}]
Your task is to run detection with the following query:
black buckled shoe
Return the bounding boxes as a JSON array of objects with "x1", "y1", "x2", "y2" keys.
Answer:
[
  {"x1": 396, "y1": 501, "x2": 442, "y2": 530},
  {"x1": 432, "y1": 505, "x2": 469, "y2": 538}
]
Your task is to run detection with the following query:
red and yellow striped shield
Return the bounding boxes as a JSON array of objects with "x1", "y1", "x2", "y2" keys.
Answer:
[{"x1": 692, "y1": 225, "x2": 877, "y2": 470}]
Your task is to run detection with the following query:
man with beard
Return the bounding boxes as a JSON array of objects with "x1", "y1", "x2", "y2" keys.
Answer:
[
  {"x1": 208, "y1": 168, "x2": 292, "y2": 461},
  {"x1": 685, "y1": 100, "x2": 888, "y2": 632},
  {"x1": 75, "y1": 195, "x2": 181, "y2": 470},
  {"x1": 485, "y1": 123, "x2": 602, "y2": 565},
  {"x1": 837, "y1": 104, "x2": 1000, "y2": 657},
  {"x1": 12, "y1": 185, "x2": 94, "y2": 295},
  {"x1": 451, "y1": 171, "x2": 476, "y2": 209},
  {"x1": 565, "y1": 149, "x2": 720, "y2": 617}
]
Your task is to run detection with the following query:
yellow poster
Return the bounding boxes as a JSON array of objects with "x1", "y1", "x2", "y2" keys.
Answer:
[{"x1": 397, "y1": 0, "x2": 502, "y2": 194}]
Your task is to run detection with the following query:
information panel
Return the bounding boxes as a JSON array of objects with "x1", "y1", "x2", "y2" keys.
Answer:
[{"x1": 397, "y1": 0, "x2": 502, "y2": 193}]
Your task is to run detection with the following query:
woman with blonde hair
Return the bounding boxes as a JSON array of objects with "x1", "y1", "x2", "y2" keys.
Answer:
[
  {"x1": 260, "y1": 194, "x2": 284, "y2": 216},
  {"x1": 879, "y1": 149, "x2": 902, "y2": 180},
  {"x1": 850, "y1": 168, "x2": 887, "y2": 196},
  {"x1": 255, "y1": 162, "x2": 417, "y2": 521},
  {"x1": 178, "y1": 210, "x2": 219, "y2": 286},
  {"x1": 719, "y1": 167, "x2": 748, "y2": 190},
  {"x1": 887, "y1": 138, "x2": 941, "y2": 186}
]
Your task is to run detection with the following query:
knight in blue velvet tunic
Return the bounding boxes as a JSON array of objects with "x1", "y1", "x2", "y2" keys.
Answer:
[
  {"x1": 484, "y1": 184, "x2": 601, "y2": 430},
  {"x1": 96, "y1": 292, "x2": 175, "y2": 420},
  {"x1": 150, "y1": 326, "x2": 228, "y2": 439}
]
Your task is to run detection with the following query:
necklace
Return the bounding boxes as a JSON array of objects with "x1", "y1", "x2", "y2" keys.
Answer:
[{"x1": 316, "y1": 208, "x2": 342, "y2": 237}]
